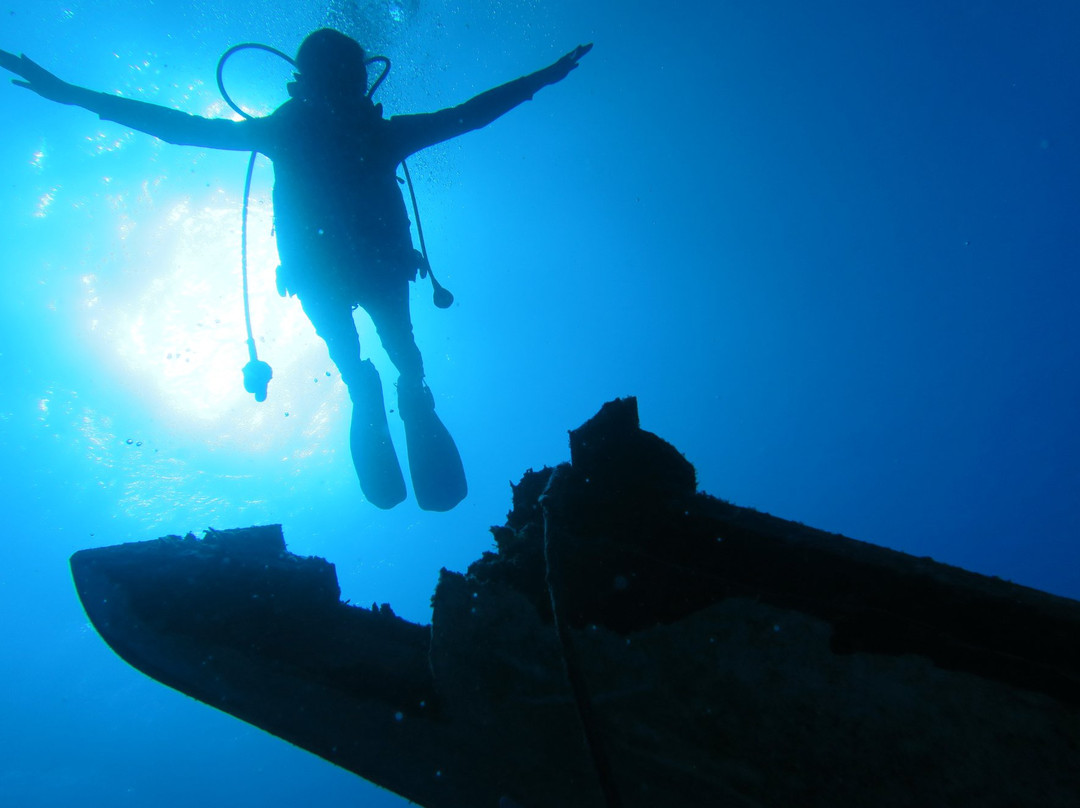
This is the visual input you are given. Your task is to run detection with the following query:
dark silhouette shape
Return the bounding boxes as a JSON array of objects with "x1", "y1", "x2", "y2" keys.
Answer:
[
  {"x1": 0, "y1": 32, "x2": 592, "y2": 510},
  {"x1": 70, "y1": 398, "x2": 1080, "y2": 807}
]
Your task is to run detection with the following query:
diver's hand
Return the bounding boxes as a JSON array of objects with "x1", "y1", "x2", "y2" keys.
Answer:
[
  {"x1": 542, "y1": 43, "x2": 593, "y2": 85},
  {"x1": 0, "y1": 49, "x2": 78, "y2": 104}
]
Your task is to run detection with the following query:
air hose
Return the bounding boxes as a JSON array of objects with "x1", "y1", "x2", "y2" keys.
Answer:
[
  {"x1": 216, "y1": 43, "x2": 291, "y2": 403},
  {"x1": 215, "y1": 42, "x2": 451, "y2": 402},
  {"x1": 402, "y1": 160, "x2": 454, "y2": 308}
]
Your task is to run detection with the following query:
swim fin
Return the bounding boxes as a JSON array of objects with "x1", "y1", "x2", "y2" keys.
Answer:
[
  {"x1": 350, "y1": 360, "x2": 407, "y2": 509},
  {"x1": 398, "y1": 380, "x2": 467, "y2": 512}
]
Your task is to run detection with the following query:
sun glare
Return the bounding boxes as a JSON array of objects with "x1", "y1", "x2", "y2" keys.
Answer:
[{"x1": 94, "y1": 189, "x2": 349, "y2": 455}]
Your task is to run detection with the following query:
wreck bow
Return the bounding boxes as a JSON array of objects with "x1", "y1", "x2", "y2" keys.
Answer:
[{"x1": 71, "y1": 398, "x2": 1080, "y2": 807}]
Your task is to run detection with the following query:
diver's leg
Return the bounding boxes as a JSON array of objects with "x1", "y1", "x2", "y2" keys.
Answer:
[
  {"x1": 362, "y1": 282, "x2": 429, "y2": 413},
  {"x1": 298, "y1": 292, "x2": 406, "y2": 509},
  {"x1": 366, "y1": 282, "x2": 426, "y2": 387},
  {"x1": 363, "y1": 282, "x2": 430, "y2": 414},
  {"x1": 365, "y1": 285, "x2": 466, "y2": 511}
]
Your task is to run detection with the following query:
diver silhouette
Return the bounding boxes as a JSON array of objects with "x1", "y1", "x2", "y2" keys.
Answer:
[{"x1": 0, "y1": 31, "x2": 592, "y2": 511}]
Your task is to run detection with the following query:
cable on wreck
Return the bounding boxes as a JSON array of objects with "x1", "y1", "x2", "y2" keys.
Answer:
[{"x1": 540, "y1": 466, "x2": 623, "y2": 808}]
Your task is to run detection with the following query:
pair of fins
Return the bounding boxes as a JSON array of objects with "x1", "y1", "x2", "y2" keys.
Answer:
[{"x1": 349, "y1": 359, "x2": 467, "y2": 512}]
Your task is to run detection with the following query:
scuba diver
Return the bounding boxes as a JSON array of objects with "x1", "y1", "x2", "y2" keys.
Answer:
[{"x1": 0, "y1": 30, "x2": 592, "y2": 512}]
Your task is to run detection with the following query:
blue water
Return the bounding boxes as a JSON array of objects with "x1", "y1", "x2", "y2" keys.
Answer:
[{"x1": 1, "y1": 1, "x2": 1078, "y2": 804}]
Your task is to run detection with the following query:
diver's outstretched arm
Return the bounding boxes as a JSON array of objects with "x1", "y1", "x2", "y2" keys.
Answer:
[
  {"x1": 1, "y1": 49, "x2": 258, "y2": 151},
  {"x1": 391, "y1": 43, "x2": 594, "y2": 159},
  {"x1": 542, "y1": 43, "x2": 594, "y2": 84},
  {"x1": 0, "y1": 49, "x2": 81, "y2": 103}
]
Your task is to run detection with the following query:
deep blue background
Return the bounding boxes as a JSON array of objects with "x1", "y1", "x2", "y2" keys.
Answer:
[{"x1": 1, "y1": 1, "x2": 1078, "y2": 805}]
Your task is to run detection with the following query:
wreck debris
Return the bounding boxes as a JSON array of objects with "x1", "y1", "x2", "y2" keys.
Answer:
[{"x1": 72, "y1": 398, "x2": 1080, "y2": 807}]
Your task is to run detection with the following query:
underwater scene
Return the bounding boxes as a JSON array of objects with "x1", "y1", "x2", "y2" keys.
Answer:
[{"x1": 1, "y1": 0, "x2": 1078, "y2": 805}]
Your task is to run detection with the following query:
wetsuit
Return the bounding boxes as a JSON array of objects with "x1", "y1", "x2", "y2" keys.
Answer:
[{"x1": 77, "y1": 68, "x2": 553, "y2": 390}]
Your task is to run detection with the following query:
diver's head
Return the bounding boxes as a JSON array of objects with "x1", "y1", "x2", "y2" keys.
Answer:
[{"x1": 292, "y1": 28, "x2": 368, "y2": 102}]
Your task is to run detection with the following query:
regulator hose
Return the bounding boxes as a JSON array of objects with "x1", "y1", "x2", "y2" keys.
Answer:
[{"x1": 216, "y1": 44, "x2": 293, "y2": 402}]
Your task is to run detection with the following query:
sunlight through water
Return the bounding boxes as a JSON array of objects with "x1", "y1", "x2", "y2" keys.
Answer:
[{"x1": 91, "y1": 182, "x2": 348, "y2": 453}]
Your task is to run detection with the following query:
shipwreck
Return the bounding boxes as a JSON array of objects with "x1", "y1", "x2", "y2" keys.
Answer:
[{"x1": 70, "y1": 397, "x2": 1080, "y2": 807}]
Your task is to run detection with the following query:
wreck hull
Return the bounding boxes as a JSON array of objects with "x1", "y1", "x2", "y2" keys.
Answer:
[{"x1": 71, "y1": 399, "x2": 1080, "y2": 807}]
